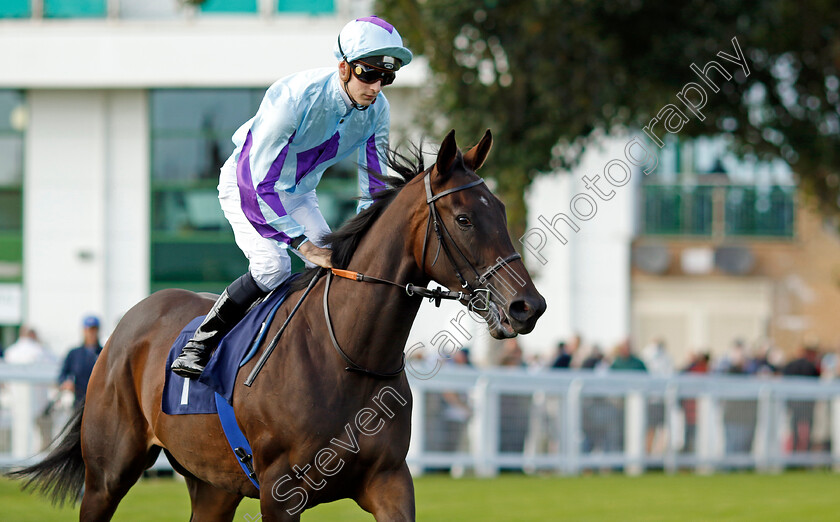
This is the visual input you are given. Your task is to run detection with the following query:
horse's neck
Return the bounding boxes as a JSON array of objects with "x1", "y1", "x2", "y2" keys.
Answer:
[{"x1": 324, "y1": 198, "x2": 427, "y2": 373}]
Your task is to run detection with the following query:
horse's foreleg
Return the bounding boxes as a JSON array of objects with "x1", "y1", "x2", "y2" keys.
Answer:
[
  {"x1": 185, "y1": 476, "x2": 243, "y2": 522},
  {"x1": 257, "y1": 466, "x2": 303, "y2": 522},
  {"x1": 357, "y1": 463, "x2": 416, "y2": 522}
]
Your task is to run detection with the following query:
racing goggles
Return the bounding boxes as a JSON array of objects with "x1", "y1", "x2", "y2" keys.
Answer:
[{"x1": 351, "y1": 61, "x2": 397, "y2": 86}]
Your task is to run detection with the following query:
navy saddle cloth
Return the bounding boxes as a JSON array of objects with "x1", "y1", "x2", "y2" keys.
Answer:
[{"x1": 162, "y1": 277, "x2": 296, "y2": 415}]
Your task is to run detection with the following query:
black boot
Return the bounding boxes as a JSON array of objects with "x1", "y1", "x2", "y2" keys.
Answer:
[{"x1": 171, "y1": 272, "x2": 267, "y2": 379}]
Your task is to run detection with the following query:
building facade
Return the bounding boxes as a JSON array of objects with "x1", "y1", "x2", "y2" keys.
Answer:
[{"x1": 0, "y1": 0, "x2": 426, "y2": 350}]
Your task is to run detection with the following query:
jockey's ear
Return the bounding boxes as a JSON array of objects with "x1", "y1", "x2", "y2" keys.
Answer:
[
  {"x1": 463, "y1": 129, "x2": 493, "y2": 171},
  {"x1": 435, "y1": 129, "x2": 458, "y2": 179}
]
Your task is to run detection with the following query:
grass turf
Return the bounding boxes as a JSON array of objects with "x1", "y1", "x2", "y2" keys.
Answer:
[{"x1": 1, "y1": 471, "x2": 839, "y2": 520}]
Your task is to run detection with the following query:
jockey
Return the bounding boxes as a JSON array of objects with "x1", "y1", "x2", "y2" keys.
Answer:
[{"x1": 171, "y1": 16, "x2": 413, "y2": 379}]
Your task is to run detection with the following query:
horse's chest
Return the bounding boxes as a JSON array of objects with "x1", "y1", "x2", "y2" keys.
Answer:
[{"x1": 290, "y1": 383, "x2": 412, "y2": 466}]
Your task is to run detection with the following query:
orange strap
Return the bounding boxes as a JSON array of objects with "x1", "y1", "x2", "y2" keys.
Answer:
[{"x1": 331, "y1": 268, "x2": 361, "y2": 281}]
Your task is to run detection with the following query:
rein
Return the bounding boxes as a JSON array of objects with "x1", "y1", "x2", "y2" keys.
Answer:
[
  {"x1": 245, "y1": 169, "x2": 523, "y2": 384},
  {"x1": 324, "y1": 271, "x2": 406, "y2": 379}
]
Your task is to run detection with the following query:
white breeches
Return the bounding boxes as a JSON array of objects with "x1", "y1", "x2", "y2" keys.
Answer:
[{"x1": 218, "y1": 161, "x2": 331, "y2": 291}]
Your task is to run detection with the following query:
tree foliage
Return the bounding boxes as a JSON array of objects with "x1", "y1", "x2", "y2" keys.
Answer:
[{"x1": 376, "y1": 0, "x2": 840, "y2": 234}]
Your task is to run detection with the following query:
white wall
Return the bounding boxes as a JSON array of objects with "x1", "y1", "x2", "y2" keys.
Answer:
[
  {"x1": 518, "y1": 136, "x2": 637, "y2": 359},
  {"x1": 632, "y1": 277, "x2": 773, "y2": 366},
  {"x1": 24, "y1": 90, "x2": 149, "y2": 352},
  {"x1": 0, "y1": 18, "x2": 429, "y2": 89},
  {"x1": 104, "y1": 91, "x2": 150, "y2": 330}
]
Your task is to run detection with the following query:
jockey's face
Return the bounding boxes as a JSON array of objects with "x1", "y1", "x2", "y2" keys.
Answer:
[{"x1": 339, "y1": 61, "x2": 383, "y2": 107}]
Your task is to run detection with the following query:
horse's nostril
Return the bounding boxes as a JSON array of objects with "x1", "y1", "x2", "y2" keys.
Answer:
[
  {"x1": 508, "y1": 296, "x2": 546, "y2": 325},
  {"x1": 509, "y1": 299, "x2": 531, "y2": 322}
]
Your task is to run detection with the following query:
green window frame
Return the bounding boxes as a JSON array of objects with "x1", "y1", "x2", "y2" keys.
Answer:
[
  {"x1": 0, "y1": 90, "x2": 25, "y2": 284},
  {"x1": 200, "y1": 0, "x2": 258, "y2": 14},
  {"x1": 277, "y1": 0, "x2": 334, "y2": 14},
  {"x1": 642, "y1": 184, "x2": 795, "y2": 239},
  {"x1": 724, "y1": 186, "x2": 795, "y2": 238},
  {"x1": 642, "y1": 185, "x2": 713, "y2": 237},
  {"x1": 150, "y1": 89, "x2": 262, "y2": 293},
  {"x1": 0, "y1": 0, "x2": 31, "y2": 18},
  {"x1": 44, "y1": 0, "x2": 106, "y2": 18}
]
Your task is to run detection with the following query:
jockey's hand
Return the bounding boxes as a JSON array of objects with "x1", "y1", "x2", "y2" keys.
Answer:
[{"x1": 299, "y1": 242, "x2": 333, "y2": 268}]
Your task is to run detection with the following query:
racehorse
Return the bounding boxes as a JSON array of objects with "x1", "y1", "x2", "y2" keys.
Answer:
[{"x1": 11, "y1": 130, "x2": 546, "y2": 521}]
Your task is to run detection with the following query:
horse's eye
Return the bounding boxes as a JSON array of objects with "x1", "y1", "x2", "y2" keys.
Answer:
[{"x1": 456, "y1": 215, "x2": 473, "y2": 228}]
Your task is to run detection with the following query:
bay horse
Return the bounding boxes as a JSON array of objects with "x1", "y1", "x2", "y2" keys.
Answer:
[{"x1": 11, "y1": 130, "x2": 546, "y2": 521}]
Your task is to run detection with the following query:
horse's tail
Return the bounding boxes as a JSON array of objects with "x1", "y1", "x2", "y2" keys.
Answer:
[{"x1": 6, "y1": 403, "x2": 86, "y2": 506}]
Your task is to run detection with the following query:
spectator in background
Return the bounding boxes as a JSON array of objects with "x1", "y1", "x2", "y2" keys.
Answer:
[
  {"x1": 441, "y1": 348, "x2": 473, "y2": 460},
  {"x1": 581, "y1": 345, "x2": 605, "y2": 371},
  {"x1": 550, "y1": 341, "x2": 572, "y2": 369},
  {"x1": 58, "y1": 315, "x2": 103, "y2": 409},
  {"x1": 782, "y1": 344, "x2": 820, "y2": 452},
  {"x1": 715, "y1": 338, "x2": 747, "y2": 374},
  {"x1": 498, "y1": 339, "x2": 529, "y2": 457},
  {"x1": 723, "y1": 355, "x2": 757, "y2": 455},
  {"x1": 680, "y1": 351, "x2": 710, "y2": 454},
  {"x1": 4, "y1": 325, "x2": 58, "y2": 452},
  {"x1": 610, "y1": 339, "x2": 647, "y2": 372},
  {"x1": 566, "y1": 333, "x2": 584, "y2": 368},
  {"x1": 813, "y1": 346, "x2": 839, "y2": 451},
  {"x1": 745, "y1": 340, "x2": 778, "y2": 375},
  {"x1": 641, "y1": 338, "x2": 673, "y2": 376},
  {"x1": 499, "y1": 338, "x2": 526, "y2": 368},
  {"x1": 641, "y1": 339, "x2": 671, "y2": 455},
  {"x1": 3, "y1": 325, "x2": 56, "y2": 365}
]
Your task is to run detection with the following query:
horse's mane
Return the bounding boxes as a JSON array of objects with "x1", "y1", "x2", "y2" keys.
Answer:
[{"x1": 290, "y1": 145, "x2": 426, "y2": 293}]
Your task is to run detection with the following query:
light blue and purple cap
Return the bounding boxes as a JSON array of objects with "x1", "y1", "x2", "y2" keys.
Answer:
[{"x1": 334, "y1": 16, "x2": 413, "y2": 67}]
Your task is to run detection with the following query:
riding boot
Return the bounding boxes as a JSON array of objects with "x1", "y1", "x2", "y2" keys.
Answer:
[{"x1": 171, "y1": 272, "x2": 268, "y2": 379}]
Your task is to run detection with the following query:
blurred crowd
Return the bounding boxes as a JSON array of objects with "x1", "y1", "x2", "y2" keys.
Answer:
[{"x1": 495, "y1": 334, "x2": 834, "y2": 383}]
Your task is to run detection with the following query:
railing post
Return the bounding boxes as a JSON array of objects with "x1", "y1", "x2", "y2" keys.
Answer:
[
  {"x1": 407, "y1": 383, "x2": 425, "y2": 477},
  {"x1": 624, "y1": 389, "x2": 646, "y2": 475},
  {"x1": 696, "y1": 393, "x2": 719, "y2": 474},
  {"x1": 9, "y1": 381, "x2": 34, "y2": 460},
  {"x1": 664, "y1": 383, "x2": 679, "y2": 474},
  {"x1": 831, "y1": 396, "x2": 840, "y2": 472},
  {"x1": 523, "y1": 390, "x2": 545, "y2": 475},
  {"x1": 563, "y1": 379, "x2": 582, "y2": 475},
  {"x1": 471, "y1": 376, "x2": 498, "y2": 477},
  {"x1": 754, "y1": 386, "x2": 773, "y2": 472},
  {"x1": 770, "y1": 396, "x2": 786, "y2": 472}
]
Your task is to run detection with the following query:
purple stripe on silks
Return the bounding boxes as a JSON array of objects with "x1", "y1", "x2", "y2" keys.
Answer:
[
  {"x1": 356, "y1": 16, "x2": 394, "y2": 34},
  {"x1": 257, "y1": 130, "x2": 296, "y2": 225},
  {"x1": 237, "y1": 130, "x2": 293, "y2": 244},
  {"x1": 295, "y1": 132, "x2": 340, "y2": 185},
  {"x1": 366, "y1": 134, "x2": 386, "y2": 195}
]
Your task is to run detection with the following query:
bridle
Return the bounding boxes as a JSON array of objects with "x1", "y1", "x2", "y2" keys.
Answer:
[
  {"x1": 419, "y1": 170, "x2": 521, "y2": 310},
  {"x1": 325, "y1": 168, "x2": 522, "y2": 378}
]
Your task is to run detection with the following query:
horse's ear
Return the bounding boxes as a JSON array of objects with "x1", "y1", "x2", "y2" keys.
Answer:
[
  {"x1": 435, "y1": 129, "x2": 458, "y2": 179},
  {"x1": 463, "y1": 129, "x2": 493, "y2": 171}
]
